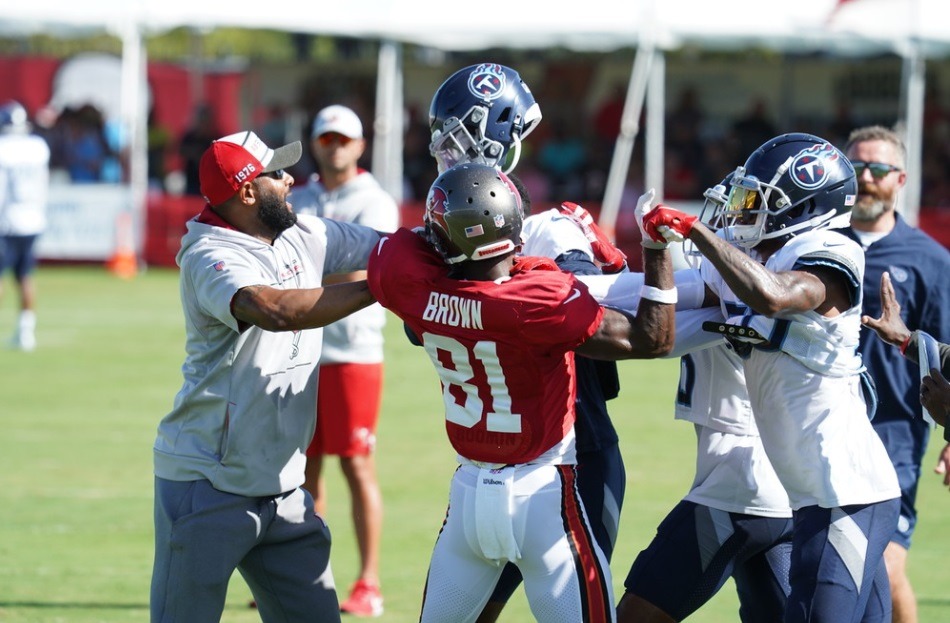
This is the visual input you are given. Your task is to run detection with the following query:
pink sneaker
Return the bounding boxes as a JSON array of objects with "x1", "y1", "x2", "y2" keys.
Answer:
[{"x1": 340, "y1": 579, "x2": 384, "y2": 617}]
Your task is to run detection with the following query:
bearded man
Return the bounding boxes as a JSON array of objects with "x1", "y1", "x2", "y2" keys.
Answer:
[{"x1": 840, "y1": 125, "x2": 950, "y2": 623}]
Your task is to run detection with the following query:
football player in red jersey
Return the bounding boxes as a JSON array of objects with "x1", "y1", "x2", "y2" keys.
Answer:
[
  {"x1": 428, "y1": 63, "x2": 629, "y2": 623},
  {"x1": 367, "y1": 163, "x2": 676, "y2": 622}
]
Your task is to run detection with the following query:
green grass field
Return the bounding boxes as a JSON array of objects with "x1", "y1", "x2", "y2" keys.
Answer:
[{"x1": 1, "y1": 266, "x2": 949, "y2": 622}]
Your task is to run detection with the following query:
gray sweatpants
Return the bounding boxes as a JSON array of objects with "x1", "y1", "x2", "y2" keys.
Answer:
[{"x1": 150, "y1": 477, "x2": 339, "y2": 623}]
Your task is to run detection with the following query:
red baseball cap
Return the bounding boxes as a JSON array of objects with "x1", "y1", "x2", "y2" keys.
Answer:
[{"x1": 199, "y1": 130, "x2": 302, "y2": 206}]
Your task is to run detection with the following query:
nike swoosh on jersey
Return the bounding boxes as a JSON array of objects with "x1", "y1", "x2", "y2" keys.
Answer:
[
  {"x1": 565, "y1": 288, "x2": 582, "y2": 304},
  {"x1": 376, "y1": 236, "x2": 389, "y2": 254},
  {"x1": 822, "y1": 241, "x2": 844, "y2": 247}
]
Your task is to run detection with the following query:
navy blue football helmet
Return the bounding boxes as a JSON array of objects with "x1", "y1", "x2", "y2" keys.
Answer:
[
  {"x1": 424, "y1": 162, "x2": 524, "y2": 264},
  {"x1": 714, "y1": 133, "x2": 857, "y2": 248},
  {"x1": 428, "y1": 63, "x2": 542, "y2": 174},
  {"x1": 0, "y1": 100, "x2": 29, "y2": 133}
]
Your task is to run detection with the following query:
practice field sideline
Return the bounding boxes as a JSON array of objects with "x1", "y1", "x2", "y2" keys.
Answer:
[{"x1": 1, "y1": 266, "x2": 948, "y2": 622}]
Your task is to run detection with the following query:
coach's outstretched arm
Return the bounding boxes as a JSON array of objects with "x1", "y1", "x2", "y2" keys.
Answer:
[{"x1": 232, "y1": 281, "x2": 375, "y2": 332}]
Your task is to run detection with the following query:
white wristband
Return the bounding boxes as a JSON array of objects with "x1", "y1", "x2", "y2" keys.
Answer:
[{"x1": 640, "y1": 284, "x2": 678, "y2": 304}]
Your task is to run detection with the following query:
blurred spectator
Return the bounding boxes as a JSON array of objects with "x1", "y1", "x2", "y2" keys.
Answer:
[
  {"x1": 537, "y1": 123, "x2": 587, "y2": 201},
  {"x1": 101, "y1": 115, "x2": 126, "y2": 183},
  {"x1": 732, "y1": 97, "x2": 777, "y2": 159},
  {"x1": 258, "y1": 103, "x2": 310, "y2": 182},
  {"x1": 259, "y1": 102, "x2": 291, "y2": 147},
  {"x1": 512, "y1": 161, "x2": 551, "y2": 207},
  {"x1": 920, "y1": 87, "x2": 950, "y2": 208},
  {"x1": 178, "y1": 104, "x2": 219, "y2": 196},
  {"x1": 55, "y1": 104, "x2": 110, "y2": 183},
  {"x1": 825, "y1": 99, "x2": 857, "y2": 148},
  {"x1": 662, "y1": 148, "x2": 700, "y2": 201},
  {"x1": 696, "y1": 139, "x2": 738, "y2": 193},
  {"x1": 401, "y1": 104, "x2": 432, "y2": 202},
  {"x1": 147, "y1": 108, "x2": 172, "y2": 192},
  {"x1": 593, "y1": 82, "x2": 626, "y2": 147},
  {"x1": 666, "y1": 86, "x2": 706, "y2": 164}
]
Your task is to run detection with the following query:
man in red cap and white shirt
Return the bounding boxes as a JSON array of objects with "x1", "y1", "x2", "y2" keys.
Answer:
[
  {"x1": 292, "y1": 104, "x2": 399, "y2": 617},
  {"x1": 150, "y1": 130, "x2": 382, "y2": 623}
]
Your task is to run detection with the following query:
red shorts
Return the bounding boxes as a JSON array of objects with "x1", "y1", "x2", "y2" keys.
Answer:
[{"x1": 306, "y1": 363, "x2": 383, "y2": 457}]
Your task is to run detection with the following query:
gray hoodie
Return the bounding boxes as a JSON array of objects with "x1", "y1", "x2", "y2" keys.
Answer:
[{"x1": 153, "y1": 212, "x2": 379, "y2": 496}]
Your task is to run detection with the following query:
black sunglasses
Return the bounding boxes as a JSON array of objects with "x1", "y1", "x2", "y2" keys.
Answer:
[
  {"x1": 851, "y1": 161, "x2": 901, "y2": 180},
  {"x1": 259, "y1": 169, "x2": 285, "y2": 180}
]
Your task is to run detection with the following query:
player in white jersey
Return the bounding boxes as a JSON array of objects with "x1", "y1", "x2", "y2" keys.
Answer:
[
  {"x1": 576, "y1": 181, "x2": 795, "y2": 622},
  {"x1": 641, "y1": 133, "x2": 900, "y2": 623},
  {"x1": 0, "y1": 101, "x2": 50, "y2": 351}
]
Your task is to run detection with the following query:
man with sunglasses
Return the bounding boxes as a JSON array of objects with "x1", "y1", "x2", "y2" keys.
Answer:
[
  {"x1": 291, "y1": 104, "x2": 399, "y2": 617},
  {"x1": 151, "y1": 130, "x2": 382, "y2": 623},
  {"x1": 839, "y1": 125, "x2": 950, "y2": 623}
]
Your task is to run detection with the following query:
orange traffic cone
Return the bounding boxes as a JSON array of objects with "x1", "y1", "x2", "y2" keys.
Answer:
[{"x1": 106, "y1": 212, "x2": 138, "y2": 279}]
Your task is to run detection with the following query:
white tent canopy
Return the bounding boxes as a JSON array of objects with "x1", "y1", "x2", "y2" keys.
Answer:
[
  {"x1": 3, "y1": 0, "x2": 947, "y2": 251},
  {"x1": 7, "y1": 0, "x2": 948, "y2": 53}
]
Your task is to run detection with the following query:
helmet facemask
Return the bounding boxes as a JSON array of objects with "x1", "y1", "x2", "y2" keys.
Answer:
[
  {"x1": 686, "y1": 176, "x2": 732, "y2": 268},
  {"x1": 718, "y1": 167, "x2": 786, "y2": 249},
  {"x1": 717, "y1": 164, "x2": 838, "y2": 249},
  {"x1": 430, "y1": 104, "x2": 510, "y2": 173}
]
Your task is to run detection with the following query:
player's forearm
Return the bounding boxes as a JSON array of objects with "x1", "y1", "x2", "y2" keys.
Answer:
[
  {"x1": 631, "y1": 247, "x2": 675, "y2": 356},
  {"x1": 233, "y1": 281, "x2": 376, "y2": 331},
  {"x1": 688, "y1": 225, "x2": 820, "y2": 317}
]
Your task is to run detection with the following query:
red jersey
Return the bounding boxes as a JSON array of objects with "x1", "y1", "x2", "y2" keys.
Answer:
[{"x1": 368, "y1": 228, "x2": 604, "y2": 464}]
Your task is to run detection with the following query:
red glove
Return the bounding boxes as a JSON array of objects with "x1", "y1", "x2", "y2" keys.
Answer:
[
  {"x1": 643, "y1": 206, "x2": 698, "y2": 245},
  {"x1": 512, "y1": 255, "x2": 560, "y2": 274},
  {"x1": 558, "y1": 202, "x2": 627, "y2": 273}
]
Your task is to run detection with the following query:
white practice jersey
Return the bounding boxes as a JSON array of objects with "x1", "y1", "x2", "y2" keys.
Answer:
[
  {"x1": 586, "y1": 261, "x2": 792, "y2": 517},
  {"x1": 0, "y1": 132, "x2": 50, "y2": 236},
  {"x1": 711, "y1": 229, "x2": 899, "y2": 509},
  {"x1": 521, "y1": 208, "x2": 596, "y2": 261},
  {"x1": 672, "y1": 262, "x2": 791, "y2": 517},
  {"x1": 739, "y1": 230, "x2": 866, "y2": 377}
]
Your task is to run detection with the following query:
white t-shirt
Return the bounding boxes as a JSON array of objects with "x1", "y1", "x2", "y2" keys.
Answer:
[{"x1": 0, "y1": 131, "x2": 50, "y2": 236}]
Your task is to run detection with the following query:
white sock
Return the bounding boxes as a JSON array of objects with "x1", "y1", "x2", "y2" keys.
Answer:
[{"x1": 19, "y1": 310, "x2": 36, "y2": 335}]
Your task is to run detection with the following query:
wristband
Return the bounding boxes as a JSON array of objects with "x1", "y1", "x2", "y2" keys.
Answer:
[
  {"x1": 899, "y1": 334, "x2": 912, "y2": 356},
  {"x1": 640, "y1": 284, "x2": 678, "y2": 304}
]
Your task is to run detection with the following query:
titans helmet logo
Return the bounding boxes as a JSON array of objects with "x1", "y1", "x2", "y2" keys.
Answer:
[
  {"x1": 790, "y1": 142, "x2": 838, "y2": 190},
  {"x1": 467, "y1": 64, "x2": 507, "y2": 101}
]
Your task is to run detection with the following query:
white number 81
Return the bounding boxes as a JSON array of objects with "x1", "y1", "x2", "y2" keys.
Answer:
[{"x1": 422, "y1": 332, "x2": 521, "y2": 433}]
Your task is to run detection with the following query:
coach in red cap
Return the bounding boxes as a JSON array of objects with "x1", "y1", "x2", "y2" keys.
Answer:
[{"x1": 150, "y1": 130, "x2": 383, "y2": 623}]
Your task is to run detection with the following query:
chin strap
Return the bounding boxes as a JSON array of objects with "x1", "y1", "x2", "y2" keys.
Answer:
[{"x1": 501, "y1": 134, "x2": 522, "y2": 175}]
